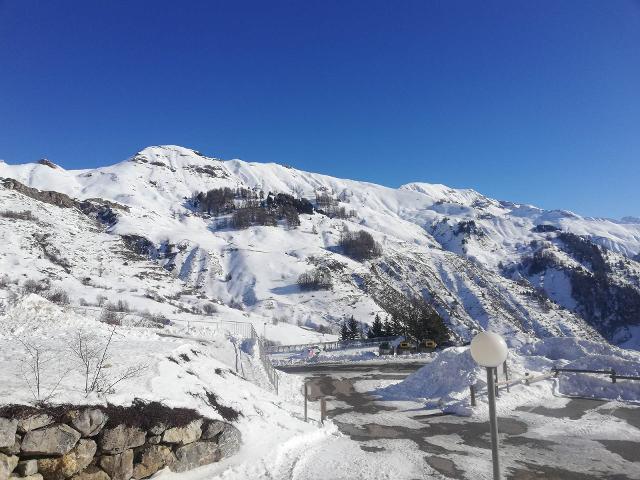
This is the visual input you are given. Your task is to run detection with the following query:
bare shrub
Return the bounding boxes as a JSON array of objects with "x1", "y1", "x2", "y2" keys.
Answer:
[
  {"x1": 297, "y1": 267, "x2": 332, "y2": 290},
  {"x1": 104, "y1": 299, "x2": 130, "y2": 312},
  {"x1": 96, "y1": 294, "x2": 107, "y2": 306},
  {"x1": 100, "y1": 309, "x2": 123, "y2": 326},
  {"x1": 0, "y1": 274, "x2": 10, "y2": 288},
  {"x1": 0, "y1": 210, "x2": 36, "y2": 221},
  {"x1": 45, "y1": 289, "x2": 70, "y2": 305},
  {"x1": 69, "y1": 327, "x2": 147, "y2": 396},
  {"x1": 202, "y1": 303, "x2": 218, "y2": 315},
  {"x1": 16, "y1": 338, "x2": 69, "y2": 404},
  {"x1": 228, "y1": 299, "x2": 244, "y2": 310},
  {"x1": 22, "y1": 279, "x2": 49, "y2": 295},
  {"x1": 339, "y1": 229, "x2": 382, "y2": 260}
]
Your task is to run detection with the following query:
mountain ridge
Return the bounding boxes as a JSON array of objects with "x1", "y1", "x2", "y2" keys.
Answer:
[{"x1": 1, "y1": 145, "x2": 639, "y2": 348}]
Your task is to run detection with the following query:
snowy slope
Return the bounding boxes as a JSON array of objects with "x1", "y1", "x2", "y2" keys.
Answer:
[{"x1": 1, "y1": 145, "x2": 639, "y2": 346}]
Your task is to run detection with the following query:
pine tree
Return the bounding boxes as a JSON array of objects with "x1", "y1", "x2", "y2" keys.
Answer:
[
  {"x1": 340, "y1": 321, "x2": 350, "y2": 341},
  {"x1": 368, "y1": 314, "x2": 384, "y2": 338},
  {"x1": 383, "y1": 316, "x2": 393, "y2": 336},
  {"x1": 347, "y1": 315, "x2": 359, "y2": 340}
]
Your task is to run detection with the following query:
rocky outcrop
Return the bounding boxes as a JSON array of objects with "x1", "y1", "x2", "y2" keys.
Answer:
[
  {"x1": 161, "y1": 419, "x2": 202, "y2": 446},
  {"x1": 0, "y1": 453, "x2": 18, "y2": 480},
  {"x1": 0, "y1": 403, "x2": 241, "y2": 480},
  {"x1": 21, "y1": 425, "x2": 81, "y2": 456},
  {"x1": 98, "y1": 426, "x2": 145, "y2": 454},
  {"x1": 38, "y1": 439, "x2": 96, "y2": 480},
  {"x1": 173, "y1": 442, "x2": 220, "y2": 472},
  {"x1": 0, "y1": 420, "x2": 17, "y2": 449},
  {"x1": 0, "y1": 178, "x2": 127, "y2": 226},
  {"x1": 131, "y1": 445, "x2": 175, "y2": 479},
  {"x1": 68, "y1": 410, "x2": 107, "y2": 438},
  {"x1": 98, "y1": 451, "x2": 133, "y2": 480}
]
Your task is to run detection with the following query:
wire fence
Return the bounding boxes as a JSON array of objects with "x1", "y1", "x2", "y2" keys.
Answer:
[
  {"x1": 68, "y1": 305, "x2": 279, "y2": 393},
  {"x1": 267, "y1": 335, "x2": 402, "y2": 354}
]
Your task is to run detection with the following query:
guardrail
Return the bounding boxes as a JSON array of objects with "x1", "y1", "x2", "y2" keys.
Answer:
[
  {"x1": 552, "y1": 367, "x2": 640, "y2": 383},
  {"x1": 267, "y1": 335, "x2": 402, "y2": 354}
]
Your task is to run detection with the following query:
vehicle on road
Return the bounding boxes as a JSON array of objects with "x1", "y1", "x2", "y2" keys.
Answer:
[
  {"x1": 378, "y1": 342, "x2": 394, "y2": 355},
  {"x1": 396, "y1": 341, "x2": 417, "y2": 355},
  {"x1": 418, "y1": 339, "x2": 437, "y2": 353}
]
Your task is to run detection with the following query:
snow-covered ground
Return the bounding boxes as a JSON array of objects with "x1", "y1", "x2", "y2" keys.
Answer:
[{"x1": 0, "y1": 295, "x2": 465, "y2": 480}]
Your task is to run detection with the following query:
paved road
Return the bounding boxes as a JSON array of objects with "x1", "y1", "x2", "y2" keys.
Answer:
[{"x1": 279, "y1": 362, "x2": 640, "y2": 480}]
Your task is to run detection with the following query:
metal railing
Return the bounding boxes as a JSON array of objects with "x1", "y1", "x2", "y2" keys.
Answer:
[
  {"x1": 552, "y1": 366, "x2": 640, "y2": 383},
  {"x1": 249, "y1": 324, "x2": 279, "y2": 394},
  {"x1": 267, "y1": 335, "x2": 402, "y2": 354}
]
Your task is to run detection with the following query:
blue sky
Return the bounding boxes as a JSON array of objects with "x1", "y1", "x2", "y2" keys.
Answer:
[{"x1": 1, "y1": 1, "x2": 639, "y2": 218}]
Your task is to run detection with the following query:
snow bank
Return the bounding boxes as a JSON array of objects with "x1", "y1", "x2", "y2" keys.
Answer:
[
  {"x1": 376, "y1": 347, "x2": 480, "y2": 409},
  {"x1": 375, "y1": 337, "x2": 640, "y2": 416}
]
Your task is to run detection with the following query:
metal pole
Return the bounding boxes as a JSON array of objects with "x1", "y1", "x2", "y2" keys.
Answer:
[
  {"x1": 470, "y1": 384, "x2": 476, "y2": 407},
  {"x1": 304, "y1": 382, "x2": 308, "y2": 422},
  {"x1": 486, "y1": 367, "x2": 501, "y2": 480},
  {"x1": 494, "y1": 367, "x2": 499, "y2": 397}
]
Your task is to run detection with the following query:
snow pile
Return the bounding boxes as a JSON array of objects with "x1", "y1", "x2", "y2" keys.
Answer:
[
  {"x1": 376, "y1": 337, "x2": 640, "y2": 416},
  {"x1": 376, "y1": 347, "x2": 480, "y2": 410}
]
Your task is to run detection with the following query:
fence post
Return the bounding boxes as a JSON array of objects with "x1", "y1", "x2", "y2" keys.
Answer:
[
  {"x1": 611, "y1": 369, "x2": 616, "y2": 384},
  {"x1": 304, "y1": 382, "x2": 308, "y2": 422},
  {"x1": 503, "y1": 360, "x2": 509, "y2": 393},
  {"x1": 524, "y1": 372, "x2": 530, "y2": 386},
  {"x1": 320, "y1": 398, "x2": 327, "y2": 425},
  {"x1": 470, "y1": 384, "x2": 476, "y2": 407}
]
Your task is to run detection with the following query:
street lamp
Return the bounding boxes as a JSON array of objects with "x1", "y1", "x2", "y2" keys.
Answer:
[{"x1": 470, "y1": 331, "x2": 508, "y2": 480}]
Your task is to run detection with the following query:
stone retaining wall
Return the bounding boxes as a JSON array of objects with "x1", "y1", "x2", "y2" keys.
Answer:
[{"x1": 0, "y1": 402, "x2": 241, "y2": 480}]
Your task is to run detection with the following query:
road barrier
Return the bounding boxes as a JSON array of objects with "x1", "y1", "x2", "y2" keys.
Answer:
[
  {"x1": 552, "y1": 366, "x2": 640, "y2": 383},
  {"x1": 267, "y1": 335, "x2": 402, "y2": 354}
]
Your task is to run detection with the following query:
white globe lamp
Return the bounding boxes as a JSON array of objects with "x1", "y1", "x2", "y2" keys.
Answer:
[
  {"x1": 470, "y1": 331, "x2": 508, "y2": 367},
  {"x1": 470, "y1": 331, "x2": 508, "y2": 480}
]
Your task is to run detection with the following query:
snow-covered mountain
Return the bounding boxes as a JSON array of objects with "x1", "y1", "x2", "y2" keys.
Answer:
[{"x1": 1, "y1": 145, "x2": 639, "y2": 347}]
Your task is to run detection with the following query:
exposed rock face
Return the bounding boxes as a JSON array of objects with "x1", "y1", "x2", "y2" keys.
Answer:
[
  {"x1": 68, "y1": 466, "x2": 110, "y2": 480},
  {"x1": 201, "y1": 420, "x2": 225, "y2": 440},
  {"x1": 218, "y1": 424, "x2": 241, "y2": 458},
  {"x1": 172, "y1": 442, "x2": 220, "y2": 473},
  {"x1": 162, "y1": 420, "x2": 202, "y2": 446},
  {"x1": 37, "y1": 439, "x2": 96, "y2": 480},
  {"x1": 21, "y1": 425, "x2": 81, "y2": 456},
  {"x1": 0, "y1": 420, "x2": 18, "y2": 449},
  {"x1": 0, "y1": 453, "x2": 18, "y2": 480},
  {"x1": 17, "y1": 416, "x2": 53, "y2": 434},
  {"x1": 99, "y1": 450, "x2": 133, "y2": 480},
  {"x1": 16, "y1": 459, "x2": 38, "y2": 476},
  {"x1": 0, "y1": 404, "x2": 241, "y2": 480},
  {"x1": 13, "y1": 474, "x2": 43, "y2": 480},
  {"x1": 132, "y1": 445, "x2": 175, "y2": 479},
  {"x1": 68, "y1": 410, "x2": 107, "y2": 438},
  {"x1": 98, "y1": 425, "x2": 145, "y2": 454},
  {"x1": 0, "y1": 436, "x2": 21, "y2": 456}
]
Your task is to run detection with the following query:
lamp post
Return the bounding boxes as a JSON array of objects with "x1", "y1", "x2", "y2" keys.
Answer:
[{"x1": 470, "y1": 331, "x2": 508, "y2": 480}]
